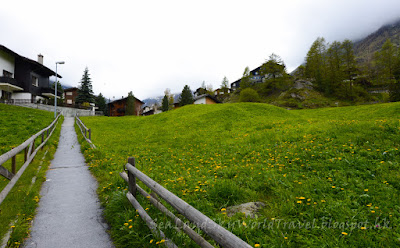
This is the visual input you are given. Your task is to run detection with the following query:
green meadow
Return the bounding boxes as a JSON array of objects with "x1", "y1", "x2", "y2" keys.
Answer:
[
  {"x1": 79, "y1": 102, "x2": 400, "y2": 247},
  {"x1": 0, "y1": 104, "x2": 54, "y2": 154},
  {"x1": 0, "y1": 104, "x2": 61, "y2": 247}
]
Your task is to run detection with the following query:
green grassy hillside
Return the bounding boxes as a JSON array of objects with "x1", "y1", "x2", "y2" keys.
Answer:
[
  {"x1": 80, "y1": 103, "x2": 400, "y2": 247},
  {"x1": 0, "y1": 104, "x2": 54, "y2": 154}
]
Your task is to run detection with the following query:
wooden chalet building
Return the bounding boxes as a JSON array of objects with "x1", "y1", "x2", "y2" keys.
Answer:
[
  {"x1": 0, "y1": 44, "x2": 62, "y2": 103},
  {"x1": 230, "y1": 66, "x2": 263, "y2": 91},
  {"x1": 193, "y1": 94, "x2": 221, "y2": 105},
  {"x1": 108, "y1": 97, "x2": 144, "y2": 116},
  {"x1": 64, "y1": 87, "x2": 78, "y2": 107}
]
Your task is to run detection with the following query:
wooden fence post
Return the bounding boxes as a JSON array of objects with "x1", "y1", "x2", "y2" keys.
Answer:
[
  {"x1": 85, "y1": 128, "x2": 87, "y2": 138},
  {"x1": 11, "y1": 156, "x2": 16, "y2": 174},
  {"x1": 127, "y1": 157, "x2": 137, "y2": 197},
  {"x1": 31, "y1": 139, "x2": 35, "y2": 159},
  {"x1": 24, "y1": 147, "x2": 28, "y2": 162},
  {"x1": 47, "y1": 129, "x2": 49, "y2": 138},
  {"x1": 41, "y1": 133, "x2": 45, "y2": 150},
  {"x1": 88, "y1": 129, "x2": 91, "y2": 141}
]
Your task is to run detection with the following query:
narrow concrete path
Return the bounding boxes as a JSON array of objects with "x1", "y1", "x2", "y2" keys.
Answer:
[{"x1": 24, "y1": 117, "x2": 113, "y2": 248}]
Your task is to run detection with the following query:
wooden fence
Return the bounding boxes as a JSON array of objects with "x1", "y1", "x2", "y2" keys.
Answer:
[
  {"x1": 75, "y1": 115, "x2": 96, "y2": 149},
  {"x1": 120, "y1": 157, "x2": 252, "y2": 248},
  {"x1": 0, "y1": 114, "x2": 61, "y2": 205}
]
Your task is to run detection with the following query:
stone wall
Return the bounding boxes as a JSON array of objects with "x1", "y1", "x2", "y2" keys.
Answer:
[{"x1": 14, "y1": 103, "x2": 95, "y2": 117}]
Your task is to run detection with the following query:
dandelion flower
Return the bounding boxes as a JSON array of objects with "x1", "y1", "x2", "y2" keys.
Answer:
[
  {"x1": 150, "y1": 240, "x2": 154, "y2": 243},
  {"x1": 254, "y1": 244, "x2": 260, "y2": 247},
  {"x1": 364, "y1": 189, "x2": 368, "y2": 192},
  {"x1": 342, "y1": 232, "x2": 348, "y2": 235}
]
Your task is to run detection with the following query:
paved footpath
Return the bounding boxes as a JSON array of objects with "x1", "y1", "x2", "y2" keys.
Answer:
[{"x1": 24, "y1": 117, "x2": 114, "y2": 248}]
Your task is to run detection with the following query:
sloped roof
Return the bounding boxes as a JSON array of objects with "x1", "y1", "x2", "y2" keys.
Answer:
[
  {"x1": 0, "y1": 44, "x2": 61, "y2": 78},
  {"x1": 193, "y1": 94, "x2": 221, "y2": 103},
  {"x1": 108, "y1": 96, "x2": 144, "y2": 105}
]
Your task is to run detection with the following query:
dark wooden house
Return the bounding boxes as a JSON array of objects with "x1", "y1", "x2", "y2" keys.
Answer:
[
  {"x1": 108, "y1": 97, "x2": 144, "y2": 116},
  {"x1": 64, "y1": 87, "x2": 78, "y2": 107},
  {"x1": 0, "y1": 44, "x2": 62, "y2": 103}
]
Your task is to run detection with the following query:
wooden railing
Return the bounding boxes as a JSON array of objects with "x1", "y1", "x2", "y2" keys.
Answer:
[
  {"x1": 0, "y1": 114, "x2": 61, "y2": 205},
  {"x1": 75, "y1": 115, "x2": 96, "y2": 149},
  {"x1": 120, "y1": 157, "x2": 252, "y2": 248}
]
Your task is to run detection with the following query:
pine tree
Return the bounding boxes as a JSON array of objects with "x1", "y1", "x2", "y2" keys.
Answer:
[
  {"x1": 126, "y1": 91, "x2": 136, "y2": 115},
  {"x1": 161, "y1": 95, "x2": 169, "y2": 112},
  {"x1": 76, "y1": 67, "x2": 94, "y2": 105},
  {"x1": 95, "y1": 93, "x2": 107, "y2": 115},
  {"x1": 179, "y1": 85, "x2": 194, "y2": 106}
]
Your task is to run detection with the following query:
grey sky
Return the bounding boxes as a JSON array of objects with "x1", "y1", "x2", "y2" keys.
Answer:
[{"x1": 1, "y1": 0, "x2": 399, "y2": 100}]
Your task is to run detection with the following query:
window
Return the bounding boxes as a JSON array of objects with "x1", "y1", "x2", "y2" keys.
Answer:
[
  {"x1": 3, "y1": 70, "x2": 12, "y2": 78},
  {"x1": 66, "y1": 91, "x2": 73, "y2": 96},
  {"x1": 31, "y1": 76, "x2": 38, "y2": 87}
]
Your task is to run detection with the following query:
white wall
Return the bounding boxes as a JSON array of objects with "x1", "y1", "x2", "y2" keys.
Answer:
[
  {"x1": 12, "y1": 92, "x2": 32, "y2": 100},
  {"x1": 0, "y1": 50, "x2": 15, "y2": 76},
  {"x1": 194, "y1": 97, "x2": 206, "y2": 104}
]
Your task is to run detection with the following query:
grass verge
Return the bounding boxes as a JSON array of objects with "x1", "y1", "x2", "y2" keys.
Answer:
[{"x1": 0, "y1": 110, "x2": 63, "y2": 248}]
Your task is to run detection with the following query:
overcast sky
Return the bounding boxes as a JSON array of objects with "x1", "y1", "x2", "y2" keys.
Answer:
[{"x1": 1, "y1": 0, "x2": 400, "y2": 100}]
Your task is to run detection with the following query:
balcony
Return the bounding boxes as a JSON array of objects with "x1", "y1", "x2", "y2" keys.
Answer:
[
  {"x1": 0, "y1": 76, "x2": 24, "y2": 92},
  {"x1": 40, "y1": 87, "x2": 62, "y2": 99}
]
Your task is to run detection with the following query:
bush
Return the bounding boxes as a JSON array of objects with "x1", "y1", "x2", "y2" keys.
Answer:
[{"x1": 239, "y1": 88, "x2": 261, "y2": 102}]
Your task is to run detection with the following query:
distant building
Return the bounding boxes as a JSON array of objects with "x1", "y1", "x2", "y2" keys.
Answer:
[
  {"x1": 230, "y1": 66, "x2": 263, "y2": 91},
  {"x1": 64, "y1": 87, "x2": 78, "y2": 107},
  {"x1": 0, "y1": 44, "x2": 62, "y2": 104},
  {"x1": 142, "y1": 104, "x2": 161, "y2": 116},
  {"x1": 108, "y1": 97, "x2": 144, "y2": 116},
  {"x1": 194, "y1": 94, "x2": 221, "y2": 105}
]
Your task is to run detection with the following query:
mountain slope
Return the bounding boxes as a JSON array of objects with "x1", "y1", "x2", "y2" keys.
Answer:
[{"x1": 354, "y1": 19, "x2": 400, "y2": 63}]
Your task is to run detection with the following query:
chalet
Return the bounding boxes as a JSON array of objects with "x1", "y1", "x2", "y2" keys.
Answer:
[
  {"x1": 230, "y1": 66, "x2": 263, "y2": 91},
  {"x1": 64, "y1": 87, "x2": 78, "y2": 107},
  {"x1": 0, "y1": 45, "x2": 62, "y2": 103},
  {"x1": 142, "y1": 105, "x2": 161, "y2": 116},
  {"x1": 194, "y1": 94, "x2": 221, "y2": 105},
  {"x1": 214, "y1": 88, "x2": 230, "y2": 96},
  {"x1": 108, "y1": 97, "x2": 144, "y2": 116}
]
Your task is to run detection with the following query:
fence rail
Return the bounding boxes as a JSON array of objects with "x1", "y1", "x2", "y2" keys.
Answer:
[
  {"x1": 120, "y1": 157, "x2": 252, "y2": 248},
  {"x1": 0, "y1": 114, "x2": 61, "y2": 205},
  {"x1": 75, "y1": 115, "x2": 96, "y2": 149}
]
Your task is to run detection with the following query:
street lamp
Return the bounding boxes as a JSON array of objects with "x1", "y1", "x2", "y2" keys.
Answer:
[{"x1": 54, "y1": 61, "x2": 65, "y2": 118}]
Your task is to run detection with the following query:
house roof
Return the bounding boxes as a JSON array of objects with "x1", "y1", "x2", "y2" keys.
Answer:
[
  {"x1": 0, "y1": 44, "x2": 62, "y2": 78},
  {"x1": 230, "y1": 66, "x2": 262, "y2": 87},
  {"x1": 64, "y1": 87, "x2": 78, "y2": 92},
  {"x1": 194, "y1": 94, "x2": 221, "y2": 103},
  {"x1": 108, "y1": 96, "x2": 144, "y2": 105}
]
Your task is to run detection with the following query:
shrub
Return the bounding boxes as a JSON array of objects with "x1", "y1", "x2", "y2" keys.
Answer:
[{"x1": 239, "y1": 88, "x2": 261, "y2": 102}]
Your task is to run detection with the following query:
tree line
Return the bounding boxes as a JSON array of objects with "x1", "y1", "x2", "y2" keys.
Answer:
[{"x1": 303, "y1": 37, "x2": 400, "y2": 101}]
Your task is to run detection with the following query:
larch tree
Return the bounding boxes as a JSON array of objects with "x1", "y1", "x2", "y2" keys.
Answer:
[
  {"x1": 305, "y1": 37, "x2": 327, "y2": 92},
  {"x1": 240, "y1": 66, "x2": 251, "y2": 89},
  {"x1": 220, "y1": 76, "x2": 229, "y2": 94}
]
